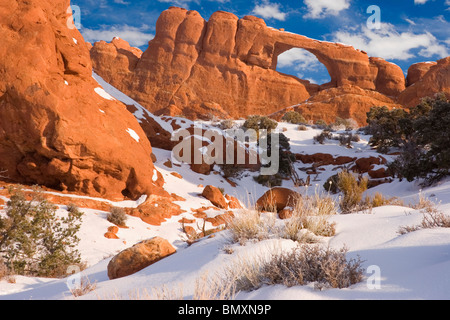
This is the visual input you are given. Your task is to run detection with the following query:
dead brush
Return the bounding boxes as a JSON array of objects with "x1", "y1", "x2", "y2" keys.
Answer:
[
  {"x1": 227, "y1": 209, "x2": 276, "y2": 245},
  {"x1": 223, "y1": 244, "x2": 365, "y2": 291},
  {"x1": 70, "y1": 276, "x2": 97, "y2": 298},
  {"x1": 282, "y1": 190, "x2": 337, "y2": 242},
  {"x1": 398, "y1": 194, "x2": 450, "y2": 234}
]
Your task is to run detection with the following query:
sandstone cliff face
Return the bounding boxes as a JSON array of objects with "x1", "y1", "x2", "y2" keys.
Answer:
[
  {"x1": 0, "y1": 0, "x2": 164, "y2": 200},
  {"x1": 90, "y1": 7, "x2": 407, "y2": 124},
  {"x1": 399, "y1": 57, "x2": 450, "y2": 108}
]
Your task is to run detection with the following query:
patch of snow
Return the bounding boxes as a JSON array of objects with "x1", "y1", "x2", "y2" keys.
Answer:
[
  {"x1": 126, "y1": 128, "x2": 140, "y2": 142},
  {"x1": 92, "y1": 72, "x2": 173, "y2": 133},
  {"x1": 152, "y1": 169, "x2": 158, "y2": 182},
  {"x1": 2, "y1": 92, "x2": 450, "y2": 301},
  {"x1": 73, "y1": 38, "x2": 78, "y2": 44},
  {"x1": 94, "y1": 87, "x2": 116, "y2": 101}
]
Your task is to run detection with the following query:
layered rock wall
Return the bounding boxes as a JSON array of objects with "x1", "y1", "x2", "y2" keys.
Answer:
[{"x1": 91, "y1": 7, "x2": 408, "y2": 124}]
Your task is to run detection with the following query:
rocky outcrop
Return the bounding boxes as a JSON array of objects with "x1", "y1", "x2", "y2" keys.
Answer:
[
  {"x1": 289, "y1": 85, "x2": 403, "y2": 125},
  {"x1": 406, "y1": 61, "x2": 437, "y2": 87},
  {"x1": 0, "y1": 0, "x2": 165, "y2": 201},
  {"x1": 256, "y1": 187, "x2": 301, "y2": 212},
  {"x1": 126, "y1": 195, "x2": 185, "y2": 226},
  {"x1": 90, "y1": 7, "x2": 407, "y2": 125},
  {"x1": 201, "y1": 185, "x2": 228, "y2": 209},
  {"x1": 398, "y1": 57, "x2": 450, "y2": 108},
  {"x1": 107, "y1": 237, "x2": 176, "y2": 279}
]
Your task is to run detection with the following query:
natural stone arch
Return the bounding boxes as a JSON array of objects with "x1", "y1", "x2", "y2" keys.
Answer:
[
  {"x1": 273, "y1": 46, "x2": 332, "y2": 85},
  {"x1": 90, "y1": 7, "x2": 407, "y2": 121}
]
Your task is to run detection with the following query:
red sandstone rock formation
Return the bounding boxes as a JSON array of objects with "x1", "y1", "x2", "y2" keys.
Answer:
[
  {"x1": 90, "y1": 7, "x2": 409, "y2": 125},
  {"x1": 398, "y1": 57, "x2": 450, "y2": 108},
  {"x1": 256, "y1": 187, "x2": 301, "y2": 212},
  {"x1": 406, "y1": 61, "x2": 437, "y2": 87},
  {"x1": 201, "y1": 185, "x2": 228, "y2": 209},
  {"x1": 0, "y1": 0, "x2": 165, "y2": 200}
]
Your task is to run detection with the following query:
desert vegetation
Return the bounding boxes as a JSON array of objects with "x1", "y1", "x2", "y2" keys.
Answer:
[
  {"x1": 254, "y1": 132, "x2": 295, "y2": 187},
  {"x1": 282, "y1": 111, "x2": 307, "y2": 125},
  {"x1": 227, "y1": 188, "x2": 337, "y2": 245},
  {"x1": 0, "y1": 187, "x2": 83, "y2": 278},
  {"x1": 313, "y1": 129, "x2": 333, "y2": 145},
  {"x1": 107, "y1": 207, "x2": 128, "y2": 227},
  {"x1": 398, "y1": 194, "x2": 450, "y2": 234},
  {"x1": 243, "y1": 115, "x2": 278, "y2": 135},
  {"x1": 366, "y1": 95, "x2": 450, "y2": 186},
  {"x1": 224, "y1": 245, "x2": 364, "y2": 292}
]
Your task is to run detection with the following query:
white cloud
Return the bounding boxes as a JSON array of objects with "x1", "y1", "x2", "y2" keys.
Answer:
[
  {"x1": 80, "y1": 25, "x2": 154, "y2": 48},
  {"x1": 303, "y1": 0, "x2": 351, "y2": 19},
  {"x1": 277, "y1": 48, "x2": 319, "y2": 69},
  {"x1": 277, "y1": 48, "x2": 331, "y2": 84},
  {"x1": 414, "y1": 0, "x2": 429, "y2": 4},
  {"x1": 252, "y1": 1, "x2": 287, "y2": 21},
  {"x1": 333, "y1": 23, "x2": 449, "y2": 60}
]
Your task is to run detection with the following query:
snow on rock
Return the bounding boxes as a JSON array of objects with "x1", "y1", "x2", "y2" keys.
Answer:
[
  {"x1": 94, "y1": 87, "x2": 116, "y2": 101},
  {"x1": 92, "y1": 72, "x2": 173, "y2": 133},
  {"x1": 152, "y1": 169, "x2": 158, "y2": 182},
  {"x1": 126, "y1": 128, "x2": 140, "y2": 142},
  {"x1": 1, "y1": 96, "x2": 449, "y2": 300}
]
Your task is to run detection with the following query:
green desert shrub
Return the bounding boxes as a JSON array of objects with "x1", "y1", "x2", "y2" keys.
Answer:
[
  {"x1": 314, "y1": 119, "x2": 328, "y2": 129},
  {"x1": 365, "y1": 106, "x2": 412, "y2": 153},
  {"x1": 243, "y1": 115, "x2": 278, "y2": 134},
  {"x1": 282, "y1": 111, "x2": 307, "y2": 124},
  {"x1": 0, "y1": 187, "x2": 83, "y2": 277},
  {"x1": 254, "y1": 132, "x2": 295, "y2": 186},
  {"x1": 389, "y1": 95, "x2": 450, "y2": 185}
]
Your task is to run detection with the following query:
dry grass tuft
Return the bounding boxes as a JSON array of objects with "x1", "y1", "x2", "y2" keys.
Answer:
[
  {"x1": 227, "y1": 209, "x2": 276, "y2": 245},
  {"x1": 70, "y1": 277, "x2": 97, "y2": 297},
  {"x1": 226, "y1": 187, "x2": 337, "y2": 245},
  {"x1": 399, "y1": 194, "x2": 450, "y2": 235},
  {"x1": 337, "y1": 171, "x2": 368, "y2": 214},
  {"x1": 223, "y1": 244, "x2": 365, "y2": 291}
]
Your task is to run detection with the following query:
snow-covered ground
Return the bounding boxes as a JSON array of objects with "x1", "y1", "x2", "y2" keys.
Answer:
[{"x1": 1, "y1": 80, "x2": 449, "y2": 300}]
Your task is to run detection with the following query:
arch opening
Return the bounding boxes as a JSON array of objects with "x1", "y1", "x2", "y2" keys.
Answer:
[{"x1": 275, "y1": 48, "x2": 331, "y2": 85}]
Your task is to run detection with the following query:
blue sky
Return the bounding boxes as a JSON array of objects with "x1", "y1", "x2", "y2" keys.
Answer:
[{"x1": 73, "y1": 0, "x2": 450, "y2": 84}]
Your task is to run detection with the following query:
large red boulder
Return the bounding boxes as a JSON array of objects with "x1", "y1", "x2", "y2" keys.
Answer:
[
  {"x1": 256, "y1": 187, "x2": 301, "y2": 212},
  {"x1": 202, "y1": 185, "x2": 228, "y2": 209},
  {"x1": 0, "y1": 0, "x2": 165, "y2": 200},
  {"x1": 107, "y1": 237, "x2": 176, "y2": 280}
]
